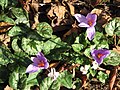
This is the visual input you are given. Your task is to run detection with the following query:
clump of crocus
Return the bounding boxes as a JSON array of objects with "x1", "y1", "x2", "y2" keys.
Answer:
[
  {"x1": 26, "y1": 52, "x2": 49, "y2": 73},
  {"x1": 48, "y1": 68, "x2": 59, "y2": 81},
  {"x1": 74, "y1": 13, "x2": 97, "y2": 40},
  {"x1": 80, "y1": 65, "x2": 90, "y2": 74},
  {"x1": 91, "y1": 49, "x2": 110, "y2": 65}
]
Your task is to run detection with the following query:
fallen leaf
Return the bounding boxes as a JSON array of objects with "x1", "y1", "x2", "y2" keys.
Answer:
[
  {"x1": 109, "y1": 66, "x2": 118, "y2": 90},
  {"x1": 43, "y1": 0, "x2": 51, "y2": 3},
  {"x1": 91, "y1": 8, "x2": 103, "y2": 16},
  {"x1": 0, "y1": 22, "x2": 14, "y2": 33},
  {"x1": 75, "y1": 70, "x2": 87, "y2": 87},
  {"x1": 63, "y1": 25, "x2": 80, "y2": 39},
  {"x1": 4, "y1": 85, "x2": 13, "y2": 90},
  {"x1": 113, "y1": 46, "x2": 120, "y2": 54},
  {"x1": 0, "y1": 34, "x2": 10, "y2": 46},
  {"x1": 30, "y1": 0, "x2": 39, "y2": 29},
  {"x1": 49, "y1": 61, "x2": 60, "y2": 68}
]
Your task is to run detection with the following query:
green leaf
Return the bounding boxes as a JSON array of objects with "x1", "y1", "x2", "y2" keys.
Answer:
[
  {"x1": 58, "y1": 71, "x2": 73, "y2": 89},
  {"x1": 74, "y1": 56, "x2": 84, "y2": 64},
  {"x1": 8, "y1": 0, "x2": 18, "y2": 7},
  {"x1": 0, "y1": 66, "x2": 9, "y2": 83},
  {"x1": 0, "y1": 14, "x2": 15, "y2": 24},
  {"x1": 11, "y1": 7, "x2": 29, "y2": 26},
  {"x1": 93, "y1": 32, "x2": 103, "y2": 44},
  {"x1": 11, "y1": 38, "x2": 22, "y2": 52},
  {"x1": 15, "y1": 17, "x2": 30, "y2": 26},
  {"x1": 84, "y1": 48, "x2": 91, "y2": 58},
  {"x1": 97, "y1": 71, "x2": 108, "y2": 83},
  {"x1": 74, "y1": 33, "x2": 87, "y2": 47},
  {"x1": 25, "y1": 71, "x2": 41, "y2": 90},
  {"x1": 22, "y1": 38, "x2": 43, "y2": 55},
  {"x1": 72, "y1": 44, "x2": 84, "y2": 53},
  {"x1": 89, "y1": 69, "x2": 96, "y2": 77},
  {"x1": 9, "y1": 71, "x2": 19, "y2": 89},
  {"x1": 96, "y1": 40, "x2": 109, "y2": 49},
  {"x1": 49, "y1": 80, "x2": 60, "y2": 90},
  {"x1": 36, "y1": 22, "x2": 53, "y2": 38},
  {"x1": 0, "y1": 44, "x2": 14, "y2": 65},
  {"x1": 8, "y1": 26, "x2": 23, "y2": 37},
  {"x1": 105, "y1": 50, "x2": 120, "y2": 66},
  {"x1": 40, "y1": 77, "x2": 53, "y2": 90},
  {"x1": 39, "y1": 74, "x2": 61, "y2": 90},
  {"x1": 0, "y1": 0, "x2": 8, "y2": 10},
  {"x1": 43, "y1": 37, "x2": 67, "y2": 54},
  {"x1": 12, "y1": 8, "x2": 26, "y2": 18},
  {"x1": 9, "y1": 66, "x2": 27, "y2": 90},
  {"x1": 105, "y1": 18, "x2": 120, "y2": 36}
]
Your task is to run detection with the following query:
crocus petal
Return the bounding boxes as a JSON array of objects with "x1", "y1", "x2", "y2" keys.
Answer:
[
  {"x1": 91, "y1": 49, "x2": 110, "y2": 65},
  {"x1": 44, "y1": 61, "x2": 49, "y2": 69},
  {"x1": 26, "y1": 64, "x2": 39, "y2": 73},
  {"x1": 86, "y1": 26, "x2": 95, "y2": 40},
  {"x1": 37, "y1": 52, "x2": 47, "y2": 62},
  {"x1": 74, "y1": 14, "x2": 87, "y2": 23},
  {"x1": 91, "y1": 49, "x2": 103, "y2": 65},
  {"x1": 31, "y1": 57, "x2": 40, "y2": 64},
  {"x1": 78, "y1": 22, "x2": 90, "y2": 27},
  {"x1": 86, "y1": 13, "x2": 97, "y2": 25}
]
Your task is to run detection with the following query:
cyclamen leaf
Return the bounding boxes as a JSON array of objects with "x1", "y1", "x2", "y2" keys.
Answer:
[
  {"x1": 40, "y1": 77, "x2": 53, "y2": 90},
  {"x1": 36, "y1": 22, "x2": 53, "y2": 38},
  {"x1": 22, "y1": 38, "x2": 43, "y2": 55},
  {"x1": 11, "y1": 8, "x2": 26, "y2": 18},
  {"x1": 58, "y1": 71, "x2": 73, "y2": 89},
  {"x1": 9, "y1": 71, "x2": 19, "y2": 89},
  {"x1": 0, "y1": 14, "x2": 15, "y2": 24},
  {"x1": 0, "y1": 0, "x2": 8, "y2": 10},
  {"x1": 0, "y1": 44, "x2": 14, "y2": 65},
  {"x1": 43, "y1": 37, "x2": 67, "y2": 54},
  {"x1": 11, "y1": 38, "x2": 22, "y2": 52},
  {"x1": 40, "y1": 77, "x2": 60, "y2": 90},
  {"x1": 105, "y1": 50, "x2": 120, "y2": 66},
  {"x1": 105, "y1": 18, "x2": 120, "y2": 36},
  {"x1": 25, "y1": 71, "x2": 41, "y2": 90},
  {"x1": 0, "y1": 66, "x2": 9, "y2": 83},
  {"x1": 72, "y1": 44, "x2": 84, "y2": 53}
]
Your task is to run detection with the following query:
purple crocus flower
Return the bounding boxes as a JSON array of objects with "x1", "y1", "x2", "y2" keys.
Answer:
[
  {"x1": 74, "y1": 13, "x2": 97, "y2": 40},
  {"x1": 91, "y1": 49, "x2": 110, "y2": 65},
  {"x1": 26, "y1": 52, "x2": 49, "y2": 73}
]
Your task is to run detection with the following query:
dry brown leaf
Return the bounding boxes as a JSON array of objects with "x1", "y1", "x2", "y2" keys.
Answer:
[
  {"x1": 63, "y1": 26, "x2": 79, "y2": 39},
  {"x1": 109, "y1": 66, "x2": 118, "y2": 90},
  {"x1": 30, "y1": 0, "x2": 39, "y2": 29},
  {"x1": 0, "y1": 22, "x2": 14, "y2": 33},
  {"x1": 47, "y1": 4, "x2": 67, "y2": 27},
  {"x1": 43, "y1": 0, "x2": 51, "y2": 3},
  {"x1": 67, "y1": 3, "x2": 75, "y2": 15},
  {"x1": 4, "y1": 85, "x2": 13, "y2": 90},
  {"x1": 20, "y1": 0, "x2": 39, "y2": 29},
  {"x1": 113, "y1": 46, "x2": 120, "y2": 54},
  {"x1": 0, "y1": 34, "x2": 10, "y2": 46},
  {"x1": 49, "y1": 61, "x2": 60, "y2": 68},
  {"x1": 81, "y1": 75, "x2": 87, "y2": 87},
  {"x1": 91, "y1": 8, "x2": 103, "y2": 16}
]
